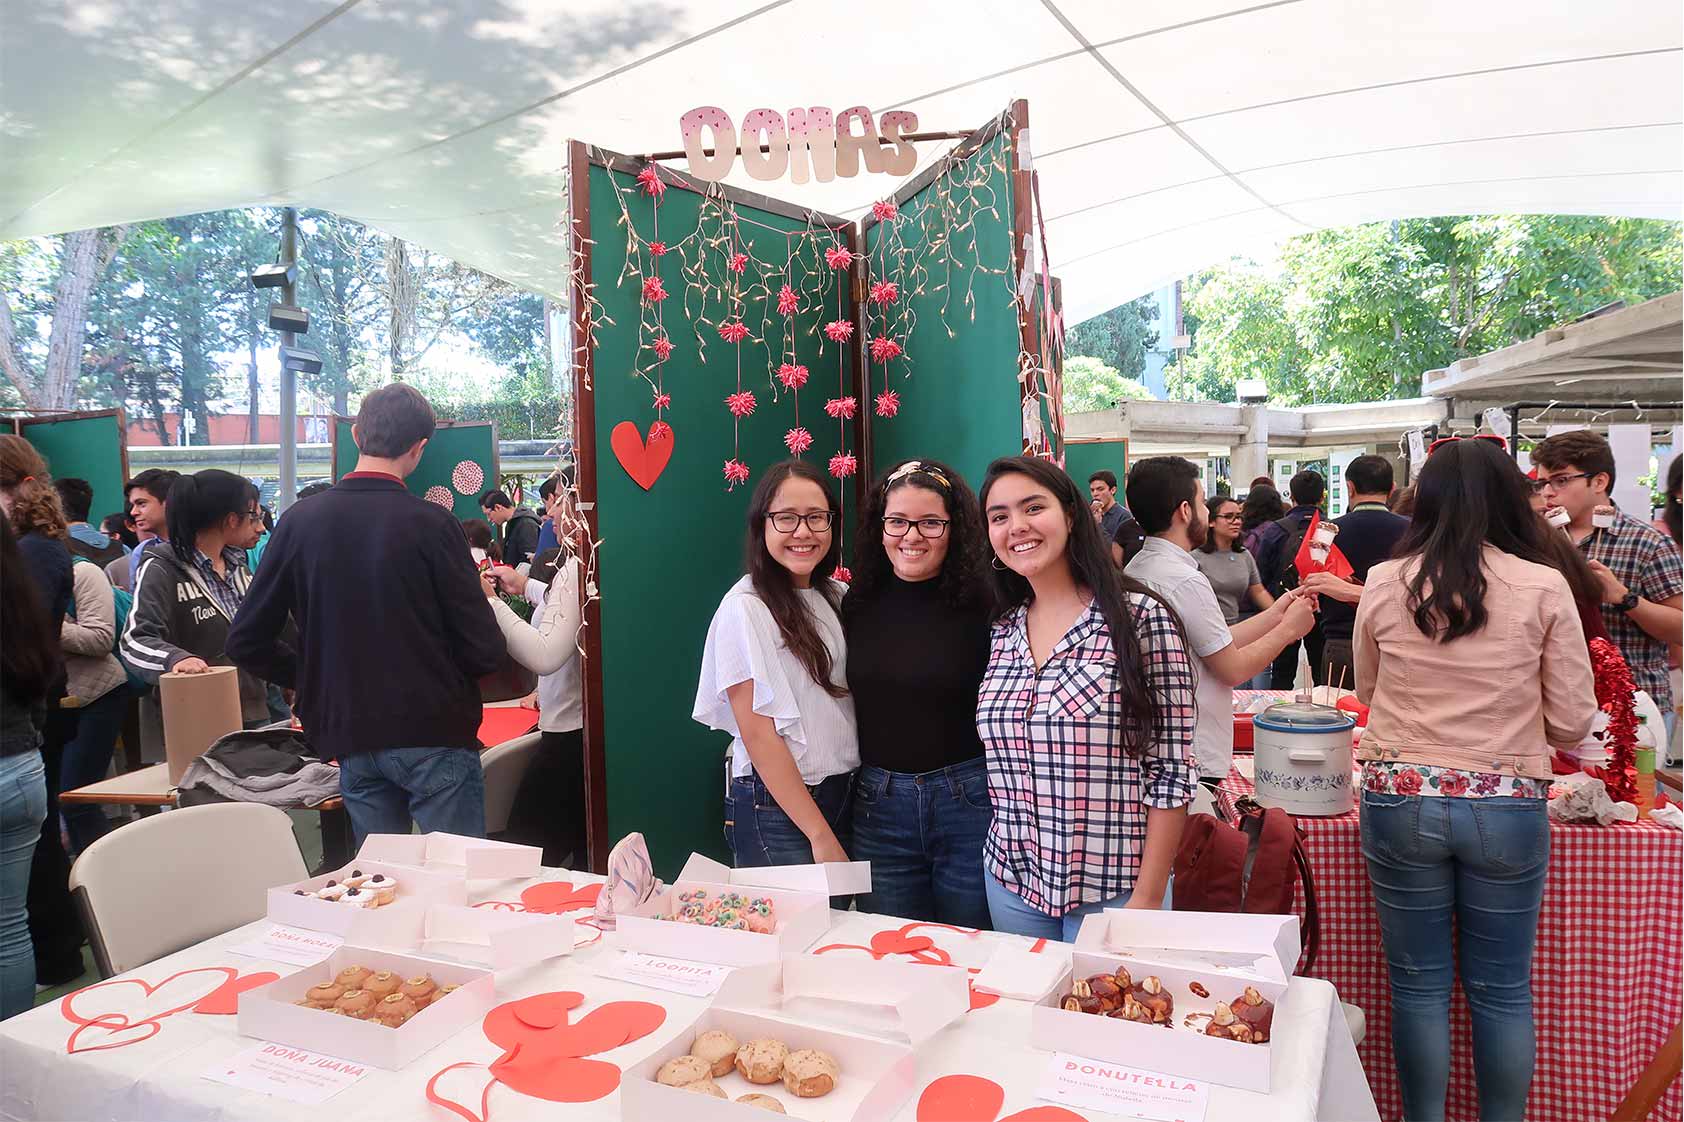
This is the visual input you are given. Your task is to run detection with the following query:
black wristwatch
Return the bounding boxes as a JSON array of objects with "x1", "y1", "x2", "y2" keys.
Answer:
[{"x1": 1609, "y1": 591, "x2": 1640, "y2": 613}]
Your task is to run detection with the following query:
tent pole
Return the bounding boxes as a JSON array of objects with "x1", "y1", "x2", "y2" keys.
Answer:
[{"x1": 277, "y1": 206, "x2": 299, "y2": 513}]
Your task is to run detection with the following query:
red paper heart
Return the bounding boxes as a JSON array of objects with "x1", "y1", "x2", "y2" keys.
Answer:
[
  {"x1": 480, "y1": 991, "x2": 667, "y2": 1104},
  {"x1": 870, "y1": 929, "x2": 949, "y2": 964},
  {"x1": 519, "y1": 881, "x2": 602, "y2": 915},
  {"x1": 66, "y1": 1016, "x2": 164, "y2": 1054},
  {"x1": 61, "y1": 967, "x2": 236, "y2": 1055},
  {"x1": 917, "y1": 1074, "x2": 1089, "y2": 1122},
  {"x1": 193, "y1": 971, "x2": 280, "y2": 1015},
  {"x1": 610, "y1": 421, "x2": 674, "y2": 491}
]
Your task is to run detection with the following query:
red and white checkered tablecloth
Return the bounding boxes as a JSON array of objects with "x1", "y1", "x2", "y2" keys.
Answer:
[{"x1": 1218, "y1": 769, "x2": 1682, "y2": 1122}]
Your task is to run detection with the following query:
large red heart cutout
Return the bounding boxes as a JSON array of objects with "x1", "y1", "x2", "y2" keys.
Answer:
[
  {"x1": 193, "y1": 971, "x2": 280, "y2": 1015},
  {"x1": 610, "y1": 421, "x2": 674, "y2": 491},
  {"x1": 917, "y1": 1074, "x2": 1089, "y2": 1121},
  {"x1": 61, "y1": 967, "x2": 236, "y2": 1054},
  {"x1": 520, "y1": 881, "x2": 602, "y2": 914}
]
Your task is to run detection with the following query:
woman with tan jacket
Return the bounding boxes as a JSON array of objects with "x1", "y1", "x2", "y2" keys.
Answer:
[
  {"x1": 1353, "y1": 438, "x2": 1597, "y2": 1122},
  {"x1": 60, "y1": 557, "x2": 129, "y2": 854}
]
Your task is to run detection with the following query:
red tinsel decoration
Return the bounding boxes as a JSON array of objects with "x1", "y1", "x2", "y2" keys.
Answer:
[
  {"x1": 784, "y1": 427, "x2": 814, "y2": 455},
  {"x1": 641, "y1": 276, "x2": 667, "y2": 304},
  {"x1": 824, "y1": 245, "x2": 854, "y2": 270},
  {"x1": 823, "y1": 320, "x2": 854, "y2": 342},
  {"x1": 636, "y1": 165, "x2": 665, "y2": 200},
  {"x1": 1590, "y1": 637, "x2": 1639, "y2": 805},
  {"x1": 725, "y1": 390, "x2": 757, "y2": 418},
  {"x1": 776, "y1": 284, "x2": 799, "y2": 316},
  {"x1": 824, "y1": 396, "x2": 858, "y2": 420},
  {"x1": 874, "y1": 390, "x2": 901, "y2": 418},
  {"x1": 833, "y1": 566, "x2": 853, "y2": 583},
  {"x1": 777, "y1": 363, "x2": 809, "y2": 390},
  {"x1": 717, "y1": 320, "x2": 750, "y2": 344},
  {"x1": 868, "y1": 280, "x2": 899, "y2": 305},
  {"x1": 649, "y1": 240, "x2": 667, "y2": 257},
  {"x1": 829, "y1": 452, "x2": 857, "y2": 479},
  {"x1": 723, "y1": 459, "x2": 751, "y2": 489},
  {"x1": 871, "y1": 200, "x2": 896, "y2": 222},
  {"x1": 652, "y1": 336, "x2": 673, "y2": 361},
  {"x1": 869, "y1": 335, "x2": 903, "y2": 363},
  {"x1": 652, "y1": 390, "x2": 671, "y2": 409},
  {"x1": 649, "y1": 421, "x2": 672, "y2": 440},
  {"x1": 727, "y1": 252, "x2": 748, "y2": 274}
]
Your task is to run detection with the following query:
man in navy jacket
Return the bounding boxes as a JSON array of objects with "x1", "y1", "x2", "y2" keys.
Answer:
[{"x1": 228, "y1": 384, "x2": 506, "y2": 844}]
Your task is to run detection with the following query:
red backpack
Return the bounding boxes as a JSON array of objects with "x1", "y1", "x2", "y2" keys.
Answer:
[{"x1": 1171, "y1": 790, "x2": 1321, "y2": 974}]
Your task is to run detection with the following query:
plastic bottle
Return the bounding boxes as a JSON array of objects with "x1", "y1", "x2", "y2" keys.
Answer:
[{"x1": 1635, "y1": 747, "x2": 1656, "y2": 819}]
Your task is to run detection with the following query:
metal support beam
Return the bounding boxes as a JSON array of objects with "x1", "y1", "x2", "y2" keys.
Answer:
[{"x1": 277, "y1": 207, "x2": 299, "y2": 512}]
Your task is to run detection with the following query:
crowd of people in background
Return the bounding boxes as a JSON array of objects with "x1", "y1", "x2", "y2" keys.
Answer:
[{"x1": 1, "y1": 373, "x2": 1678, "y2": 1115}]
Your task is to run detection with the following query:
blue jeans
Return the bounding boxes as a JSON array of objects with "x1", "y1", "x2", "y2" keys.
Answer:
[
  {"x1": 264, "y1": 682, "x2": 293, "y2": 725},
  {"x1": 724, "y1": 771, "x2": 854, "y2": 906},
  {"x1": 0, "y1": 753, "x2": 47, "y2": 1019},
  {"x1": 59, "y1": 686, "x2": 126, "y2": 855},
  {"x1": 983, "y1": 868, "x2": 1166, "y2": 942},
  {"x1": 1361, "y1": 791, "x2": 1550, "y2": 1122},
  {"x1": 337, "y1": 747, "x2": 486, "y2": 849},
  {"x1": 852, "y1": 760, "x2": 991, "y2": 928}
]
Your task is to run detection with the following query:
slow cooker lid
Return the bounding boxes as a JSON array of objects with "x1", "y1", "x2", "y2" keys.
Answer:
[{"x1": 1253, "y1": 701, "x2": 1356, "y2": 733}]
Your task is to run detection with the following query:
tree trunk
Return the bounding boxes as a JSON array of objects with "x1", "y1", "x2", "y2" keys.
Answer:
[
  {"x1": 247, "y1": 332, "x2": 261, "y2": 444},
  {"x1": 40, "y1": 230, "x2": 105, "y2": 408},
  {"x1": 386, "y1": 238, "x2": 413, "y2": 380}
]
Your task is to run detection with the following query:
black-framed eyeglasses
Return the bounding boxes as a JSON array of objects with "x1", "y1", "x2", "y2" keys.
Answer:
[
  {"x1": 767, "y1": 510, "x2": 834, "y2": 533},
  {"x1": 242, "y1": 509, "x2": 264, "y2": 522},
  {"x1": 1531, "y1": 472, "x2": 1592, "y2": 494},
  {"x1": 1214, "y1": 512, "x2": 1244, "y2": 522},
  {"x1": 883, "y1": 516, "x2": 950, "y2": 539}
]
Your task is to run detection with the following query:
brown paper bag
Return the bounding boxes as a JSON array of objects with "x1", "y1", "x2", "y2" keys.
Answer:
[{"x1": 159, "y1": 665, "x2": 243, "y2": 785}]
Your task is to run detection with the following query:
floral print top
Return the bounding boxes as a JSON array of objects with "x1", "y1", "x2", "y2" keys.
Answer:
[{"x1": 1361, "y1": 761, "x2": 1550, "y2": 800}]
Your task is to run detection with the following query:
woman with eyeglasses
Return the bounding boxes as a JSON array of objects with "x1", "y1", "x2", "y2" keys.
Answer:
[
  {"x1": 1196, "y1": 494, "x2": 1276, "y2": 690},
  {"x1": 694, "y1": 461, "x2": 858, "y2": 869},
  {"x1": 121, "y1": 469, "x2": 285, "y2": 729},
  {"x1": 840, "y1": 460, "x2": 994, "y2": 926}
]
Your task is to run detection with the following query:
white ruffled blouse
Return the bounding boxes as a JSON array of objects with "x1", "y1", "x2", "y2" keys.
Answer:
[{"x1": 693, "y1": 575, "x2": 859, "y2": 786}]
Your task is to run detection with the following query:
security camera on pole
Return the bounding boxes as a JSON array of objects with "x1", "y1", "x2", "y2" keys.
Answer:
[{"x1": 249, "y1": 207, "x2": 321, "y2": 513}]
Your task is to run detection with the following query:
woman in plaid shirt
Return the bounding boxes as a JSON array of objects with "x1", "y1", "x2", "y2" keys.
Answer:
[{"x1": 975, "y1": 457, "x2": 1197, "y2": 940}]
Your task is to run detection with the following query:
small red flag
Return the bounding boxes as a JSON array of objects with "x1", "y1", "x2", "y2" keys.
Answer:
[{"x1": 1294, "y1": 510, "x2": 1357, "y2": 580}]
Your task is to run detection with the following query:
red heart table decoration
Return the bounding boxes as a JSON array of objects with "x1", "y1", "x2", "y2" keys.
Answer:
[{"x1": 610, "y1": 421, "x2": 674, "y2": 491}]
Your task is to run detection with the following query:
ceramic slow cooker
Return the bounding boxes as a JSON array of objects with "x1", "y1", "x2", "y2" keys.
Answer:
[{"x1": 1252, "y1": 701, "x2": 1357, "y2": 816}]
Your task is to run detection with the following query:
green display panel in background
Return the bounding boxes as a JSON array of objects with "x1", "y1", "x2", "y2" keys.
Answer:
[
  {"x1": 14, "y1": 411, "x2": 129, "y2": 528},
  {"x1": 1062, "y1": 439, "x2": 1130, "y2": 497},
  {"x1": 332, "y1": 418, "x2": 498, "y2": 521},
  {"x1": 587, "y1": 161, "x2": 853, "y2": 878},
  {"x1": 865, "y1": 133, "x2": 1022, "y2": 490}
]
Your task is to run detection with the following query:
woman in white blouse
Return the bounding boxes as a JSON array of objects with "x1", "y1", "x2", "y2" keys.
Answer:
[
  {"x1": 694, "y1": 461, "x2": 858, "y2": 868},
  {"x1": 482, "y1": 553, "x2": 585, "y2": 867}
]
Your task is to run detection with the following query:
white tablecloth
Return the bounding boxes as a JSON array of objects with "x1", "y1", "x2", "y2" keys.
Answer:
[{"x1": 0, "y1": 867, "x2": 1375, "y2": 1122}]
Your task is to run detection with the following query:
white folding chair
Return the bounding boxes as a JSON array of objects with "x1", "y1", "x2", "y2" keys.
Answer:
[
  {"x1": 481, "y1": 732, "x2": 544, "y2": 836},
  {"x1": 68, "y1": 802, "x2": 307, "y2": 977}
]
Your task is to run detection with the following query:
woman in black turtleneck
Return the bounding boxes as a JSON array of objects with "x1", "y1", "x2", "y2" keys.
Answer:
[{"x1": 842, "y1": 460, "x2": 994, "y2": 927}]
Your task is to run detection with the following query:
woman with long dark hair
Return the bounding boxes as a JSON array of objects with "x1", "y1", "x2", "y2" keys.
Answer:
[
  {"x1": 1353, "y1": 438, "x2": 1596, "y2": 1121},
  {"x1": 0, "y1": 514, "x2": 57, "y2": 1017},
  {"x1": 842, "y1": 460, "x2": 993, "y2": 925},
  {"x1": 1240, "y1": 483, "x2": 1286, "y2": 546},
  {"x1": 694, "y1": 461, "x2": 857, "y2": 868},
  {"x1": 1663, "y1": 454, "x2": 1682, "y2": 546},
  {"x1": 120, "y1": 470, "x2": 278, "y2": 727},
  {"x1": 975, "y1": 456, "x2": 1195, "y2": 939}
]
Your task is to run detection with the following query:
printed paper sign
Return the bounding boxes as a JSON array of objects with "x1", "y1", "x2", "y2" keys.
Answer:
[
  {"x1": 227, "y1": 924, "x2": 342, "y2": 967},
  {"x1": 204, "y1": 1042, "x2": 369, "y2": 1104},
  {"x1": 1038, "y1": 1052, "x2": 1211, "y2": 1122},
  {"x1": 598, "y1": 951, "x2": 731, "y2": 997}
]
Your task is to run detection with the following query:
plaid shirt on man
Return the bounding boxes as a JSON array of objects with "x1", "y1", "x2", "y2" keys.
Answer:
[
  {"x1": 977, "y1": 595, "x2": 1196, "y2": 916},
  {"x1": 1579, "y1": 510, "x2": 1683, "y2": 710},
  {"x1": 192, "y1": 547, "x2": 250, "y2": 621}
]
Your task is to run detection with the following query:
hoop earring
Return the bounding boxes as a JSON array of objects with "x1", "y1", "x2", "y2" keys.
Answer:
[{"x1": 991, "y1": 556, "x2": 1007, "y2": 571}]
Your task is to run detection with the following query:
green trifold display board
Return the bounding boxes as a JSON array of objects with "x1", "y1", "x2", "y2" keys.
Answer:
[
  {"x1": 587, "y1": 161, "x2": 853, "y2": 877},
  {"x1": 332, "y1": 418, "x2": 498, "y2": 521},
  {"x1": 12, "y1": 411, "x2": 129, "y2": 527},
  {"x1": 1062, "y1": 439, "x2": 1130, "y2": 498},
  {"x1": 865, "y1": 133, "x2": 1021, "y2": 490}
]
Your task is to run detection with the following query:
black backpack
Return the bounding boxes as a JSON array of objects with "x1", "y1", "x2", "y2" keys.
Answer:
[{"x1": 1267, "y1": 511, "x2": 1316, "y2": 595}]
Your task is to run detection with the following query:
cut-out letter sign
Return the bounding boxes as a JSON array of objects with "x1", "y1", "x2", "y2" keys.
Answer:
[{"x1": 682, "y1": 106, "x2": 917, "y2": 182}]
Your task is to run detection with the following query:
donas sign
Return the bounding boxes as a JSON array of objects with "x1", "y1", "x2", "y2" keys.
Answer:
[{"x1": 681, "y1": 106, "x2": 918, "y2": 183}]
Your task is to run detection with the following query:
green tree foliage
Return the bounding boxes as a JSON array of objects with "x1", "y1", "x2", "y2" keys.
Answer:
[
  {"x1": 1164, "y1": 215, "x2": 1683, "y2": 405},
  {"x1": 1064, "y1": 295, "x2": 1160, "y2": 379},
  {"x1": 1062, "y1": 355, "x2": 1154, "y2": 413}
]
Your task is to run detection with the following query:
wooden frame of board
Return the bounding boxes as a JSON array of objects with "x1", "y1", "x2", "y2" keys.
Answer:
[
  {"x1": 5, "y1": 408, "x2": 133, "y2": 522},
  {"x1": 567, "y1": 139, "x2": 863, "y2": 872}
]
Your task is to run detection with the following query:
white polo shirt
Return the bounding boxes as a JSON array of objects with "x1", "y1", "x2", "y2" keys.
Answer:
[{"x1": 1125, "y1": 537, "x2": 1236, "y2": 780}]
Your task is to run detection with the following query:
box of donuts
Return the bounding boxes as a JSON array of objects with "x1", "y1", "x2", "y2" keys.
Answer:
[
  {"x1": 237, "y1": 946, "x2": 494, "y2": 1070},
  {"x1": 623, "y1": 956, "x2": 968, "y2": 1119},
  {"x1": 1029, "y1": 909, "x2": 1299, "y2": 1092},
  {"x1": 266, "y1": 859, "x2": 466, "y2": 942},
  {"x1": 617, "y1": 855, "x2": 844, "y2": 966},
  {"x1": 356, "y1": 831, "x2": 542, "y2": 880}
]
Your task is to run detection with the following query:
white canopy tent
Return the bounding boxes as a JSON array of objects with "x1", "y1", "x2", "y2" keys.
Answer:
[{"x1": 4, "y1": 0, "x2": 1680, "y2": 323}]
